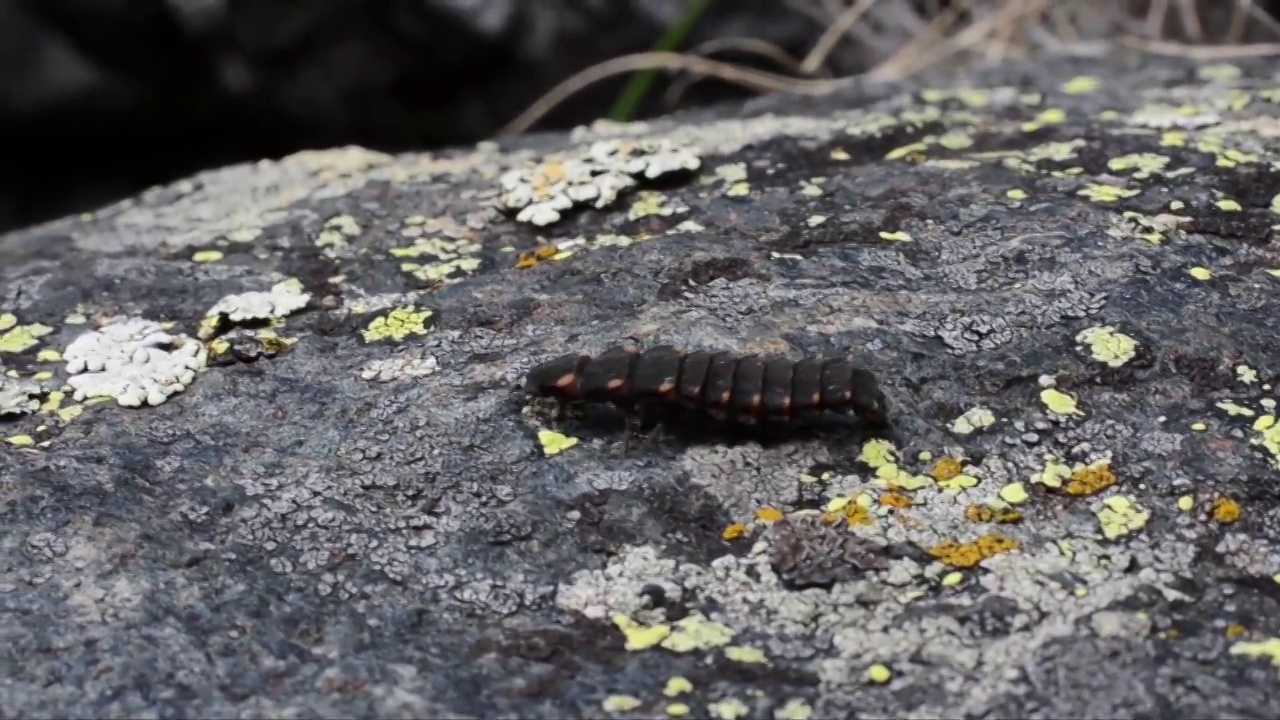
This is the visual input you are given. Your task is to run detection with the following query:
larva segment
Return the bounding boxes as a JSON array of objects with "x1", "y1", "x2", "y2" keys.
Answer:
[
  {"x1": 761, "y1": 358, "x2": 795, "y2": 419},
  {"x1": 820, "y1": 359, "x2": 856, "y2": 409},
  {"x1": 703, "y1": 352, "x2": 738, "y2": 411},
  {"x1": 730, "y1": 355, "x2": 766, "y2": 420},
  {"x1": 525, "y1": 352, "x2": 591, "y2": 400},
  {"x1": 578, "y1": 346, "x2": 639, "y2": 403},
  {"x1": 630, "y1": 345, "x2": 684, "y2": 402},
  {"x1": 790, "y1": 357, "x2": 825, "y2": 413},
  {"x1": 677, "y1": 351, "x2": 714, "y2": 408}
]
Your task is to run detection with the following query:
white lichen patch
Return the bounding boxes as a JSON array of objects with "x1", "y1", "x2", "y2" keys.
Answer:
[
  {"x1": 64, "y1": 318, "x2": 208, "y2": 407},
  {"x1": 499, "y1": 138, "x2": 702, "y2": 226},
  {"x1": 360, "y1": 353, "x2": 439, "y2": 383},
  {"x1": 0, "y1": 372, "x2": 42, "y2": 417},
  {"x1": 201, "y1": 279, "x2": 311, "y2": 339}
]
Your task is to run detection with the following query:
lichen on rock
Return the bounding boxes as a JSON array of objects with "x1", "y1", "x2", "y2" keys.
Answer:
[{"x1": 63, "y1": 317, "x2": 208, "y2": 407}]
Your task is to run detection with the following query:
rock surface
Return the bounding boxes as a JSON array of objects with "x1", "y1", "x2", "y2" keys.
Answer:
[{"x1": 5, "y1": 51, "x2": 1280, "y2": 719}]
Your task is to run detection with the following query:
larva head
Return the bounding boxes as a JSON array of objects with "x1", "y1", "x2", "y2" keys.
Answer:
[
  {"x1": 848, "y1": 369, "x2": 890, "y2": 426},
  {"x1": 525, "y1": 353, "x2": 590, "y2": 401}
]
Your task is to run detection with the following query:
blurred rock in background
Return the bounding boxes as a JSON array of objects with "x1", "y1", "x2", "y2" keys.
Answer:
[{"x1": 2, "y1": 0, "x2": 1279, "y2": 233}]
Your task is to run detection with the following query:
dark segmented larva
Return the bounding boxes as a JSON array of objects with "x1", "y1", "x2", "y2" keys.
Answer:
[{"x1": 524, "y1": 344, "x2": 889, "y2": 429}]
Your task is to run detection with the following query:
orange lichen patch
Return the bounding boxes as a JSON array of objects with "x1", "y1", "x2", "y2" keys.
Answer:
[
  {"x1": 1063, "y1": 462, "x2": 1117, "y2": 496},
  {"x1": 931, "y1": 457, "x2": 964, "y2": 482},
  {"x1": 848, "y1": 504, "x2": 875, "y2": 527},
  {"x1": 927, "y1": 533, "x2": 1020, "y2": 568},
  {"x1": 1211, "y1": 496, "x2": 1242, "y2": 524},
  {"x1": 516, "y1": 244, "x2": 559, "y2": 269},
  {"x1": 965, "y1": 503, "x2": 1024, "y2": 524},
  {"x1": 1226, "y1": 623, "x2": 1247, "y2": 639},
  {"x1": 722, "y1": 522, "x2": 748, "y2": 541},
  {"x1": 880, "y1": 491, "x2": 913, "y2": 509},
  {"x1": 755, "y1": 507, "x2": 785, "y2": 523}
]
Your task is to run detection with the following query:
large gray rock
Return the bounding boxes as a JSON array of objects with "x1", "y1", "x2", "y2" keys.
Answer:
[{"x1": 4, "y1": 51, "x2": 1280, "y2": 719}]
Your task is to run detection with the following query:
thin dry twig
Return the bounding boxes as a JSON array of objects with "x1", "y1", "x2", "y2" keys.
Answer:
[
  {"x1": 1176, "y1": 0, "x2": 1205, "y2": 41},
  {"x1": 861, "y1": 0, "x2": 966, "y2": 81},
  {"x1": 1119, "y1": 33, "x2": 1280, "y2": 58},
  {"x1": 868, "y1": 0, "x2": 1050, "y2": 82},
  {"x1": 800, "y1": 0, "x2": 878, "y2": 75},
  {"x1": 662, "y1": 37, "x2": 817, "y2": 109},
  {"x1": 499, "y1": 51, "x2": 858, "y2": 136},
  {"x1": 1226, "y1": 0, "x2": 1250, "y2": 43}
]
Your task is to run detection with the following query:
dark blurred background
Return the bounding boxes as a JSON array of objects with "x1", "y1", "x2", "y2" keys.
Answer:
[{"x1": 4, "y1": 0, "x2": 1280, "y2": 234}]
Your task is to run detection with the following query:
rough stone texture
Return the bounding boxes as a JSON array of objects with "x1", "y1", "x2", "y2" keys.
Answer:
[{"x1": 5, "y1": 51, "x2": 1280, "y2": 719}]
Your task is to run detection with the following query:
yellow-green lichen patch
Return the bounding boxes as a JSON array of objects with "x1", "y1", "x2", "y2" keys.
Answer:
[
  {"x1": 1217, "y1": 401, "x2": 1256, "y2": 417},
  {"x1": 1096, "y1": 495, "x2": 1150, "y2": 540},
  {"x1": 1021, "y1": 107, "x2": 1067, "y2": 132},
  {"x1": 224, "y1": 227, "x2": 263, "y2": 243},
  {"x1": 537, "y1": 429, "x2": 578, "y2": 457},
  {"x1": 6, "y1": 433, "x2": 36, "y2": 447},
  {"x1": 1188, "y1": 266, "x2": 1214, "y2": 281},
  {"x1": 663, "y1": 676, "x2": 692, "y2": 697},
  {"x1": 1078, "y1": 184, "x2": 1140, "y2": 203},
  {"x1": 1006, "y1": 188, "x2": 1028, "y2": 201},
  {"x1": 1061, "y1": 75, "x2": 1100, "y2": 95},
  {"x1": 879, "y1": 230, "x2": 912, "y2": 242},
  {"x1": 723, "y1": 645, "x2": 768, "y2": 664},
  {"x1": 390, "y1": 236, "x2": 483, "y2": 283},
  {"x1": 799, "y1": 178, "x2": 825, "y2": 197},
  {"x1": 999, "y1": 482, "x2": 1029, "y2": 504},
  {"x1": 1253, "y1": 413, "x2": 1280, "y2": 470},
  {"x1": 1107, "y1": 153, "x2": 1169, "y2": 179},
  {"x1": 666, "y1": 702, "x2": 690, "y2": 717},
  {"x1": 612, "y1": 614, "x2": 671, "y2": 651},
  {"x1": 941, "y1": 571, "x2": 965, "y2": 587},
  {"x1": 867, "y1": 663, "x2": 893, "y2": 684},
  {"x1": 774, "y1": 698, "x2": 812, "y2": 720},
  {"x1": 1031, "y1": 457, "x2": 1072, "y2": 489},
  {"x1": 1177, "y1": 495, "x2": 1195, "y2": 512},
  {"x1": 315, "y1": 214, "x2": 362, "y2": 258},
  {"x1": 35, "y1": 348, "x2": 62, "y2": 363},
  {"x1": 661, "y1": 613, "x2": 736, "y2": 653},
  {"x1": 927, "y1": 533, "x2": 1019, "y2": 568},
  {"x1": 1040, "y1": 388, "x2": 1081, "y2": 416},
  {"x1": 861, "y1": 438, "x2": 933, "y2": 491},
  {"x1": 1075, "y1": 325, "x2": 1138, "y2": 367},
  {"x1": 709, "y1": 698, "x2": 751, "y2": 720},
  {"x1": 1197, "y1": 63, "x2": 1243, "y2": 82},
  {"x1": 603, "y1": 694, "x2": 644, "y2": 713},
  {"x1": 360, "y1": 306, "x2": 433, "y2": 343},
  {"x1": 1237, "y1": 365, "x2": 1259, "y2": 385},
  {"x1": 1216, "y1": 198, "x2": 1243, "y2": 212},
  {"x1": 191, "y1": 249, "x2": 224, "y2": 263},
  {"x1": 610, "y1": 611, "x2": 736, "y2": 654},
  {"x1": 628, "y1": 190, "x2": 685, "y2": 220},
  {"x1": 0, "y1": 315, "x2": 54, "y2": 354},
  {"x1": 38, "y1": 390, "x2": 84, "y2": 424},
  {"x1": 950, "y1": 406, "x2": 996, "y2": 435},
  {"x1": 1229, "y1": 638, "x2": 1280, "y2": 674}
]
